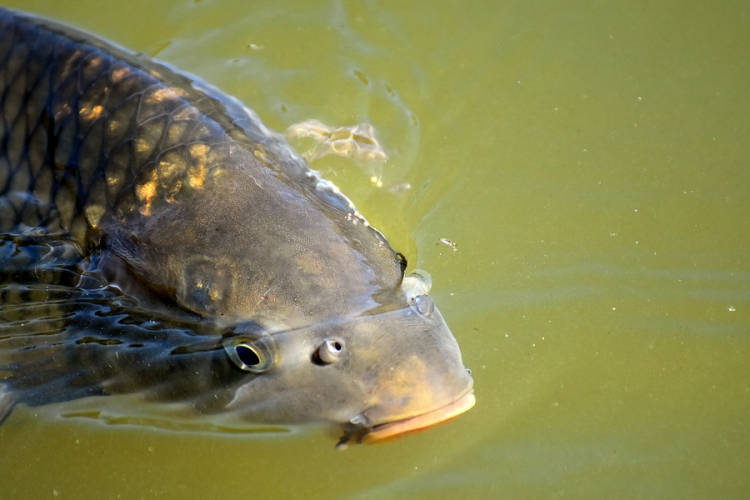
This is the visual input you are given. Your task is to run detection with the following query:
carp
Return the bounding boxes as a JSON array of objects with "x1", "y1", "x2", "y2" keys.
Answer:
[{"x1": 0, "y1": 7, "x2": 474, "y2": 448}]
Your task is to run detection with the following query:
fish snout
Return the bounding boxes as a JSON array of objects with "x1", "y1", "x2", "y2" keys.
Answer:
[{"x1": 337, "y1": 352, "x2": 474, "y2": 449}]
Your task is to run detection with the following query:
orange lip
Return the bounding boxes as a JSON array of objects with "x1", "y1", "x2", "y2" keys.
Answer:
[{"x1": 336, "y1": 391, "x2": 476, "y2": 449}]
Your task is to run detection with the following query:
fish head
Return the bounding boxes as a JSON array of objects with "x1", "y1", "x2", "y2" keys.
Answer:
[{"x1": 222, "y1": 272, "x2": 474, "y2": 447}]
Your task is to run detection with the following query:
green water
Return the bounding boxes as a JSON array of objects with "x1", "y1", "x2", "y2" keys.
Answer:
[{"x1": 1, "y1": 0, "x2": 749, "y2": 498}]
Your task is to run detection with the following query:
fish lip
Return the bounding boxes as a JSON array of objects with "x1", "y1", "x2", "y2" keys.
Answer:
[{"x1": 336, "y1": 388, "x2": 476, "y2": 450}]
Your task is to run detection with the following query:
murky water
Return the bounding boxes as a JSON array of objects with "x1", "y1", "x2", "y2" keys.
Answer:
[{"x1": 1, "y1": 0, "x2": 749, "y2": 498}]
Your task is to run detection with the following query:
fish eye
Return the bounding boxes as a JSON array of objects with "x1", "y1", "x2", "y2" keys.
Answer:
[
  {"x1": 225, "y1": 340, "x2": 273, "y2": 372},
  {"x1": 314, "y1": 338, "x2": 345, "y2": 365},
  {"x1": 411, "y1": 294, "x2": 435, "y2": 317},
  {"x1": 236, "y1": 344, "x2": 260, "y2": 365}
]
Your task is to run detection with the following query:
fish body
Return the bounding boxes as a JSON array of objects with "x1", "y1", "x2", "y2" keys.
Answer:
[{"x1": 0, "y1": 7, "x2": 473, "y2": 446}]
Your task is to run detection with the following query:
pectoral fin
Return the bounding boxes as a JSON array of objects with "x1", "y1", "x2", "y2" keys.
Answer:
[{"x1": 0, "y1": 384, "x2": 17, "y2": 425}]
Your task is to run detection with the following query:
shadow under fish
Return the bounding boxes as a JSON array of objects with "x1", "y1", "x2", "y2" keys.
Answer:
[{"x1": 0, "y1": 7, "x2": 474, "y2": 448}]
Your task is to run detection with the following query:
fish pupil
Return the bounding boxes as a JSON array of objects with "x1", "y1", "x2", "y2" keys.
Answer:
[{"x1": 236, "y1": 345, "x2": 261, "y2": 366}]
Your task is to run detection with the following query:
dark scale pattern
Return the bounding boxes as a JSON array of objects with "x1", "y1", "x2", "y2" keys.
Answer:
[{"x1": 0, "y1": 9, "x2": 231, "y2": 248}]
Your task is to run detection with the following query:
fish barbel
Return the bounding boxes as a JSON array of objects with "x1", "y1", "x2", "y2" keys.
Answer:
[{"x1": 0, "y1": 7, "x2": 474, "y2": 447}]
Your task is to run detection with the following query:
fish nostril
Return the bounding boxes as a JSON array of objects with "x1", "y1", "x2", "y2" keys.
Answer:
[{"x1": 311, "y1": 338, "x2": 345, "y2": 366}]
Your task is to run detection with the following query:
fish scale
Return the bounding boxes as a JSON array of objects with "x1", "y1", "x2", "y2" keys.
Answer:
[{"x1": 0, "y1": 11, "x2": 249, "y2": 244}]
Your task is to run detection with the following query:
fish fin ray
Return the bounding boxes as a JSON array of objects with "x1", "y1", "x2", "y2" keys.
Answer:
[{"x1": 0, "y1": 384, "x2": 17, "y2": 425}]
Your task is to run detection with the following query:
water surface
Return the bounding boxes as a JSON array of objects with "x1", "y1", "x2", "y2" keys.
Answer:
[{"x1": 1, "y1": 0, "x2": 749, "y2": 498}]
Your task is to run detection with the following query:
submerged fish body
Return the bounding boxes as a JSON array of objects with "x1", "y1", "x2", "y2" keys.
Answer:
[{"x1": 0, "y1": 8, "x2": 474, "y2": 445}]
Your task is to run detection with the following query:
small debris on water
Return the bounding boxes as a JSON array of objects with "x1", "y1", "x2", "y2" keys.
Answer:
[
  {"x1": 728, "y1": 305, "x2": 736, "y2": 312},
  {"x1": 439, "y1": 238, "x2": 457, "y2": 252},
  {"x1": 387, "y1": 182, "x2": 411, "y2": 194}
]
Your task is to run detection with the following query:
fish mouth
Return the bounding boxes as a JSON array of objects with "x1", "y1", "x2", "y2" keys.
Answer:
[{"x1": 336, "y1": 390, "x2": 475, "y2": 450}]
